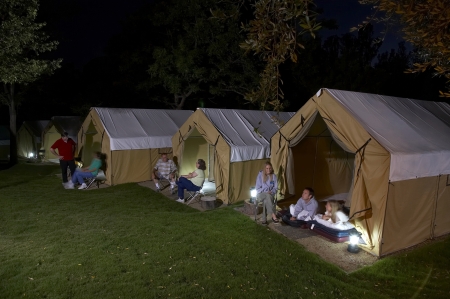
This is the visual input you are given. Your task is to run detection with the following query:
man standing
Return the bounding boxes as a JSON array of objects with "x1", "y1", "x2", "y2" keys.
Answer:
[
  {"x1": 50, "y1": 132, "x2": 76, "y2": 188},
  {"x1": 152, "y1": 153, "x2": 177, "y2": 193}
]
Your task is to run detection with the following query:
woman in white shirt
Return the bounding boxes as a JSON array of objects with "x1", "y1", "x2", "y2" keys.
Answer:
[
  {"x1": 314, "y1": 200, "x2": 354, "y2": 230},
  {"x1": 176, "y1": 159, "x2": 206, "y2": 203}
]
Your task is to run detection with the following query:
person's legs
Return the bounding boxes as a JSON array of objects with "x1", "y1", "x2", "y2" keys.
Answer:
[
  {"x1": 169, "y1": 173, "x2": 176, "y2": 190},
  {"x1": 152, "y1": 170, "x2": 160, "y2": 188},
  {"x1": 74, "y1": 172, "x2": 94, "y2": 186},
  {"x1": 60, "y1": 160, "x2": 69, "y2": 183},
  {"x1": 257, "y1": 193, "x2": 276, "y2": 222},
  {"x1": 68, "y1": 160, "x2": 76, "y2": 178},
  {"x1": 177, "y1": 177, "x2": 188, "y2": 199},
  {"x1": 181, "y1": 179, "x2": 201, "y2": 192}
]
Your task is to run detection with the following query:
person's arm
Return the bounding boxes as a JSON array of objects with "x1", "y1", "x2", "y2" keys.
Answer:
[
  {"x1": 170, "y1": 160, "x2": 177, "y2": 174},
  {"x1": 290, "y1": 200, "x2": 303, "y2": 220},
  {"x1": 181, "y1": 170, "x2": 198, "y2": 179},
  {"x1": 255, "y1": 172, "x2": 265, "y2": 193},
  {"x1": 305, "y1": 201, "x2": 318, "y2": 218},
  {"x1": 71, "y1": 139, "x2": 76, "y2": 157},
  {"x1": 270, "y1": 174, "x2": 278, "y2": 195},
  {"x1": 50, "y1": 146, "x2": 64, "y2": 160}
]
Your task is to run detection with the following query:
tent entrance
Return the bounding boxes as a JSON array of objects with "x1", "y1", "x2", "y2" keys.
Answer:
[
  {"x1": 43, "y1": 125, "x2": 61, "y2": 162},
  {"x1": 181, "y1": 128, "x2": 216, "y2": 193},
  {"x1": 286, "y1": 115, "x2": 355, "y2": 206}
]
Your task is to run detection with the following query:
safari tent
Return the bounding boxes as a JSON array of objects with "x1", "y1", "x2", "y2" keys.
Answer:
[
  {"x1": 42, "y1": 116, "x2": 81, "y2": 162},
  {"x1": 271, "y1": 88, "x2": 450, "y2": 256},
  {"x1": 0, "y1": 126, "x2": 10, "y2": 161},
  {"x1": 172, "y1": 108, "x2": 295, "y2": 204},
  {"x1": 77, "y1": 107, "x2": 193, "y2": 185},
  {"x1": 17, "y1": 120, "x2": 49, "y2": 158}
]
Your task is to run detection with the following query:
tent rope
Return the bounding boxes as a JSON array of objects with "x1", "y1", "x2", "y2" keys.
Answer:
[
  {"x1": 353, "y1": 138, "x2": 372, "y2": 187},
  {"x1": 349, "y1": 207, "x2": 372, "y2": 220}
]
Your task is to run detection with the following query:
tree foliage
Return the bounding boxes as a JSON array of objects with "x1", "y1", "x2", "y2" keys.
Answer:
[
  {"x1": 358, "y1": 0, "x2": 450, "y2": 96},
  {"x1": 0, "y1": 0, "x2": 61, "y2": 165},
  {"x1": 146, "y1": 0, "x2": 260, "y2": 109},
  {"x1": 238, "y1": 0, "x2": 320, "y2": 111}
]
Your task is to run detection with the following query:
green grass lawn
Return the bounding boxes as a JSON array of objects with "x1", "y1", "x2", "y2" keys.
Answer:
[{"x1": 1, "y1": 164, "x2": 449, "y2": 299}]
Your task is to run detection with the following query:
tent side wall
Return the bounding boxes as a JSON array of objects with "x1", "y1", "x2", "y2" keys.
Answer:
[
  {"x1": 228, "y1": 159, "x2": 270, "y2": 203},
  {"x1": 382, "y1": 177, "x2": 437, "y2": 255},
  {"x1": 434, "y1": 175, "x2": 450, "y2": 237}
]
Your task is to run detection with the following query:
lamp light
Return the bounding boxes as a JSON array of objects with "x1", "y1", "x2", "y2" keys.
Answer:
[
  {"x1": 250, "y1": 187, "x2": 257, "y2": 203},
  {"x1": 347, "y1": 233, "x2": 360, "y2": 253},
  {"x1": 28, "y1": 152, "x2": 34, "y2": 158}
]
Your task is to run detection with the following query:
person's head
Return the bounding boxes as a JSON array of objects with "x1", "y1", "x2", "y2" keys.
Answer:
[
  {"x1": 93, "y1": 151, "x2": 102, "y2": 159},
  {"x1": 161, "y1": 153, "x2": 168, "y2": 162},
  {"x1": 197, "y1": 159, "x2": 206, "y2": 170},
  {"x1": 301, "y1": 187, "x2": 314, "y2": 202},
  {"x1": 61, "y1": 132, "x2": 69, "y2": 142},
  {"x1": 325, "y1": 200, "x2": 341, "y2": 223},
  {"x1": 264, "y1": 161, "x2": 273, "y2": 175}
]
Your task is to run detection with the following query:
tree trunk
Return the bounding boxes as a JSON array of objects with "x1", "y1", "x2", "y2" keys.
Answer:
[{"x1": 5, "y1": 83, "x2": 18, "y2": 166}]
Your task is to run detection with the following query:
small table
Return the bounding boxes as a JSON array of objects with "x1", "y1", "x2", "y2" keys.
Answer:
[{"x1": 201, "y1": 196, "x2": 217, "y2": 210}]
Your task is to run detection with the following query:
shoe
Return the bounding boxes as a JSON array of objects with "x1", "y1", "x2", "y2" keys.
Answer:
[
  {"x1": 272, "y1": 217, "x2": 279, "y2": 223},
  {"x1": 156, "y1": 187, "x2": 161, "y2": 192},
  {"x1": 176, "y1": 198, "x2": 185, "y2": 203},
  {"x1": 78, "y1": 183, "x2": 87, "y2": 190},
  {"x1": 261, "y1": 220, "x2": 268, "y2": 225},
  {"x1": 62, "y1": 182, "x2": 68, "y2": 189},
  {"x1": 170, "y1": 187, "x2": 176, "y2": 194},
  {"x1": 66, "y1": 181, "x2": 74, "y2": 189}
]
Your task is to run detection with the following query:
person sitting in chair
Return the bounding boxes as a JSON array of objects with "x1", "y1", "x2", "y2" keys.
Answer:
[
  {"x1": 289, "y1": 187, "x2": 318, "y2": 221},
  {"x1": 255, "y1": 161, "x2": 279, "y2": 224},
  {"x1": 152, "y1": 153, "x2": 177, "y2": 193},
  {"x1": 66, "y1": 152, "x2": 102, "y2": 190},
  {"x1": 314, "y1": 200, "x2": 354, "y2": 230},
  {"x1": 176, "y1": 159, "x2": 206, "y2": 203}
]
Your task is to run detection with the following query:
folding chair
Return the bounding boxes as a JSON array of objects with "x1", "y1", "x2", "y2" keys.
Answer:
[
  {"x1": 185, "y1": 182, "x2": 208, "y2": 205},
  {"x1": 85, "y1": 170, "x2": 107, "y2": 190}
]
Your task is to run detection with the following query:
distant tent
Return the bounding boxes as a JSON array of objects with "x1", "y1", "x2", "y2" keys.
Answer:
[
  {"x1": 77, "y1": 107, "x2": 193, "y2": 185},
  {"x1": 172, "y1": 108, "x2": 295, "y2": 204},
  {"x1": 17, "y1": 120, "x2": 49, "y2": 158},
  {"x1": 271, "y1": 88, "x2": 450, "y2": 256},
  {"x1": 42, "y1": 116, "x2": 81, "y2": 162},
  {"x1": 0, "y1": 126, "x2": 10, "y2": 161}
]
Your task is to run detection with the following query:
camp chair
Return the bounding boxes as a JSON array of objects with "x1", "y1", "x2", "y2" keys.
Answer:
[
  {"x1": 84, "y1": 170, "x2": 107, "y2": 190},
  {"x1": 185, "y1": 182, "x2": 207, "y2": 205},
  {"x1": 254, "y1": 194, "x2": 278, "y2": 222},
  {"x1": 158, "y1": 172, "x2": 177, "y2": 194}
]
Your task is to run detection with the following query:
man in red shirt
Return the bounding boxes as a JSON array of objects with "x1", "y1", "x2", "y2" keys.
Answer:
[{"x1": 50, "y1": 132, "x2": 77, "y2": 188}]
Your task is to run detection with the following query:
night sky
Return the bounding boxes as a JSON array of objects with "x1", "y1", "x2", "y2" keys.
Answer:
[
  {"x1": 53, "y1": 0, "x2": 401, "y2": 68},
  {"x1": 1, "y1": 0, "x2": 406, "y2": 126}
]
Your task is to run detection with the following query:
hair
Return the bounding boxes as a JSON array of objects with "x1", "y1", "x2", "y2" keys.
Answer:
[
  {"x1": 197, "y1": 159, "x2": 206, "y2": 170},
  {"x1": 262, "y1": 161, "x2": 274, "y2": 183},
  {"x1": 61, "y1": 132, "x2": 69, "y2": 137},
  {"x1": 304, "y1": 187, "x2": 314, "y2": 198},
  {"x1": 328, "y1": 200, "x2": 342, "y2": 223}
]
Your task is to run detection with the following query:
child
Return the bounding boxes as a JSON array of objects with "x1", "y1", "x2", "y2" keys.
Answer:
[{"x1": 314, "y1": 200, "x2": 354, "y2": 230}]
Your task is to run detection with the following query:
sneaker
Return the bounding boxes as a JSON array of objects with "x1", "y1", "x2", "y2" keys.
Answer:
[
  {"x1": 66, "y1": 181, "x2": 74, "y2": 189},
  {"x1": 62, "y1": 182, "x2": 68, "y2": 189},
  {"x1": 170, "y1": 187, "x2": 176, "y2": 194},
  {"x1": 155, "y1": 187, "x2": 161, "y2": 192},
  {"x1": 78, "y1": 183, "x2": 87, "y2": 190},
  {"x1": 176, "y1": 198, "x2": 185, "y2": 203}
]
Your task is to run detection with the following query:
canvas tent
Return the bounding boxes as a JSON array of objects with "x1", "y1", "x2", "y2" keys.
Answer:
[
  {"x1": 0, "y1": 126, "x2": 10, "y2": 161},
  {"x1": 42, "y1": 116, "x2": 81, "y2": 162},
  {"x1": 77, "y1": 107, "x2": 193, "y2": 185},
  {"x1": 17, "y1": 120, "x2": 49, "y2": 158},
  {"x1": 271, "y1": 88, "x2": 450, "y2": 256},
  {"x1": 172, "y1": 108, "x2": 295, "y2": 204}
]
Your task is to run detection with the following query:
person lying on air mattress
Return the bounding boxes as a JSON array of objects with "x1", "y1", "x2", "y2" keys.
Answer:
[{"x1": 313, "y1": 200, "x2": 354, "y2": 230}]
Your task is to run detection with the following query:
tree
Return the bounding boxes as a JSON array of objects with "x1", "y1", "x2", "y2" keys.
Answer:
[
  {"x1": 358, "y1": 0, "x2": 450, "y2": 97},
  {"x1": 0, "y1": 0, "x2": 61, "y2": 165},
  {"x1": 239, "y1": 0, "x2": 320, "y2": 111},
  {"x1": 146, "y1": 0, "x2": 260, "y2": 110}
]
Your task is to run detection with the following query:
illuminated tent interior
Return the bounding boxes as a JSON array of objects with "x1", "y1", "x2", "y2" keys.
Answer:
[{"x1": 17, "y1": 120, "x2": 49, "y2": 159}]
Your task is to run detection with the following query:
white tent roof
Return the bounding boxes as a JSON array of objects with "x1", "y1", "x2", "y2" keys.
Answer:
[
  {"x1": 323, "y1": 89, "x2": 450, "y2": 181},
  {"x1": 94, "y1": 107, "x2": 193, "y2": 150},
  {"x1": 200, "y1": 108, "x2": 295, "y2": 162}
]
